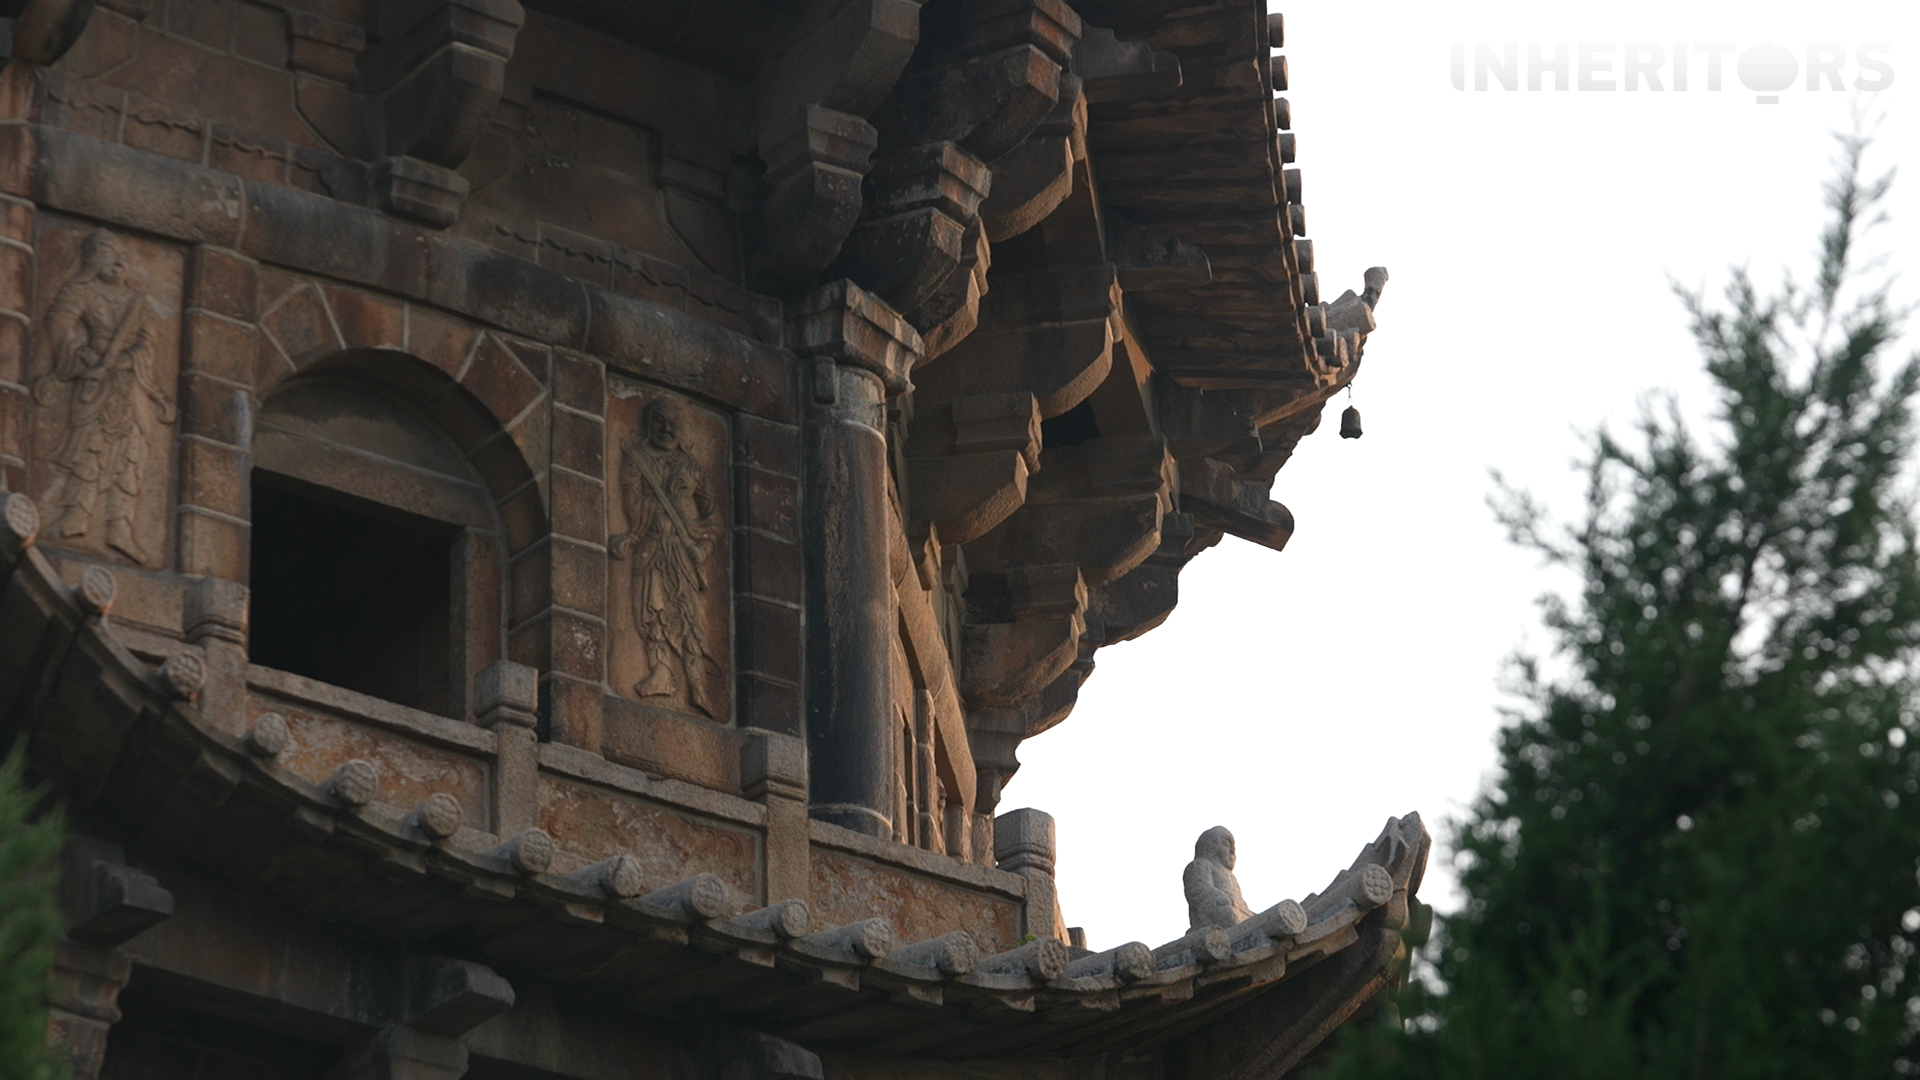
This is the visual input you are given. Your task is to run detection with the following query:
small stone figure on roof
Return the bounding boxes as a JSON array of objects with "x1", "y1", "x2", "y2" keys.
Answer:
[{"x1": 1185, "y1": 826, "x2": 1254, "y2": 931}]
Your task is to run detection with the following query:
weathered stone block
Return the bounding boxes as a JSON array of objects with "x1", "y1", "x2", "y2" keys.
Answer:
[
  {"x1": 175, "y1": 506, "x2": 246, "y2": 580},
  {"x1": 733, "y1": 415, "x2": 800, "y2": 478},
  {"x1": 61, "y1": 840, "x2": 174, "y2": 945},
  {"x1": 548, "y1": 536, "x2": 608, "y2": 620},
  {"x1": 244, "y1": 180, "x2": 414, "y2": 296},
  {"x1": 0, "y1": 124, "x2": 32, "y2": 197},
  {"x1": 182, "y1": 313, "x2": 255, "y2": 388},
  {"x1": 539, "y1": 671, "x2": 601, "y2": 751},
  {"x1": 183, "y1": 574, "x2": 247, "y2": 645},
  {"x1": 186, "y1": 245, "x2": 258, "y2": 321},
  {"x1": 404, "y1": 305, "x2": 480, "y2": 381},
  {"x1": 549, "y1": 351, "x2": 604, "y2": 417},
  {"x1": 600, "y1": 697, "x2": 746, "y2": 791},
  {"x1": 494, "y1": 479, "x2": 546, "y2": 559},
  {"x1": 0, "y1": 384, "x2": 26, "y2": 473},
  {"x1": 122, "y1": 96, "x2": 208, "y2": 163},
  {"x1": 993, "y1": 807, "x2": 1055, "y2": 874},
  {"x1": 376, "y1": 155, "x2": 471, "y2": 228},
  {"x1": 177, "y1": 436, "x2": 246, "y2": 518},
  {"x1": 232, "y1": 2, "x2": 287, "y2": 67},
  {"x1": 463, "y1": 333, "x2": 545, "y2": 427},
  {"x1": 541, "y1": 607, "x2": 605, "y2": 682},
  {"x1": 735, "y1": 530, "x2": 800, "y2": 606},
  {"x1": 406, "y1": 957, "x2": 514, "y2": 1036},
  {"x1": 165, "y1": 0, "x2": 237, "y2": 51},
  {"x1": 260, "y1": 281, "x2": 344, "y2": 369},
  {"x1": 737, "y1": 674, "x2": 801, "y2": 738},
  {"x1": 548, "y1": 404, "x2": 602, "y2": 476},
  {"x1": 326, "y1": 286, "x2": 406, "y2": 352},
  {"x1": 736, "y1": 465, "x2": 798, "y2": 541},
  {"x1": 178, "y1": 371, "x2": 252, "y2": 445},
  {"x1": 0, "y1": 241, "x2": 29, "y2": 312},
  {"x1": 0, "y1": 194, "x2": 31, "y2": 244},
  {"x1": 33, "y1": 130, "x2": 243, "y2": 247},
  {"x1": 741, "y1": 730, "x2": 806, "y2": 802},
  {"x1": 545, "y1": 467, "x2": 604, "y2": 544},
  {"x1": 737, "y1": 597, "x2": 800, "y2": 685},
  {"x1": 429, "y1": 237, "x2": 588, "y2": 349},
  {"x1": 286, "y1": 10, "x2": 365, "y2": 84},
  {"x1": 288, "y1": 145, "x2": 371, "y2": 205}
]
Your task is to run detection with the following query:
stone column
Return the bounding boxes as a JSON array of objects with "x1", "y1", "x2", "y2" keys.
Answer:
[
  {"x1": 788, "y1": 282, "x2": 920, "y2": 839},
  {"x1": 994, "y1": 807, "x2": 1066, "y2": 944}
]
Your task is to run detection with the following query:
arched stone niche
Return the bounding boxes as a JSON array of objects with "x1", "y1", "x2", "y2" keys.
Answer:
[{"x1": 246, "y1": 349, "x2": 539, "y2": 720}]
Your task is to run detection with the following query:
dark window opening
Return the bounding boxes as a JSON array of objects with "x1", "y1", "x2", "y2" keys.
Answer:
[
  {"x1": 250, "y1": 472, "x2": 457, "y2": 716},
  {"x1": 1040, "y1": 400, "x2": 1102, "y2": 449},
  {"x1": 103, "y1": 987, "x2": 342, "y2": 1080}
]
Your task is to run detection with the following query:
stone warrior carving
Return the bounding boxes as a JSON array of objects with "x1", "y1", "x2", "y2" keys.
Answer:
[
  {"x1": 1185, "y1": 825, "x2": 1254, "y2": 931},
  {"x1": 611, "y1": 399, "x2": 722, "y2": 718},
  {"x1": 33, "y1": 231, "x2": 174, "y2": 564}
]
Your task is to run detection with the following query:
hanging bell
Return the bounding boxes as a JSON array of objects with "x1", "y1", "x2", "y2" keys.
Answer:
[{"x1": 1339, "y1": 404, "x2": 1363, "y2": 439}]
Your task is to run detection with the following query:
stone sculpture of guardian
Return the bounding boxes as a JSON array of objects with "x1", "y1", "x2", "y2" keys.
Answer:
[{"x1": 1184, "y1": 825, "x2": 1254, "y2": 931}]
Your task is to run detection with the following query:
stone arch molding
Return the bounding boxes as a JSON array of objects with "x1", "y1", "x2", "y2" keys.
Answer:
[
  {"x1": 174, "y1": 269, "x2": 564, "y2": 723},
  {"x1": 249, "y1": 283, "x2": 549, "y2": 550}
]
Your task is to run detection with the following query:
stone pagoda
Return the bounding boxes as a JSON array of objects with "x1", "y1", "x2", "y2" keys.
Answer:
[{"x1": 0, "y1": 0, "x2": 1430, "y2": 1076}]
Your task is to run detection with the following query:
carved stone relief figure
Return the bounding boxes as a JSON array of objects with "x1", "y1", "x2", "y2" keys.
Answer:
[
  {"x1": 1184, "y1": 825, "x2": 1254, "y2": 931},
  {"x1": 32, "y1": 230, "x2": 178, "y2": 565},
  {"x1": 610, "y1": 396, "x2": 724, "y2": 719}
]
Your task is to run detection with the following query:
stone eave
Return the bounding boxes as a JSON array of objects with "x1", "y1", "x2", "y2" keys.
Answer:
[
  {"x1": 1, "y1": 491, "x2": 1426, "y2": 1065},
  {"x1": 1076, "y1": 0, "x2": 1374, "y2": 415}
]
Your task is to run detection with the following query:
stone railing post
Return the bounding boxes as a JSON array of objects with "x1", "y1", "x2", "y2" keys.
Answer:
[
  {"x1": 475, "y1": 660, "x2": 539, "y2": 837},
  {"x1": 184, "y1": 577, "x2": 248, "y2": 737},
  {"x1": 994, "y1": 807, "x2": 1065, "y2": 944},
  {"x1": 742, "y1": 731, "x2": 810, "y2": 906}
]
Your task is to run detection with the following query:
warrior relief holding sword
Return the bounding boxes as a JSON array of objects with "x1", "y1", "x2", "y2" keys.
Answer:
[
  {"x1": 611, "y1": 399, "x2": 723, "y2": 718},
  {"x1": 34, "y1": 231, "x2": 174, "y2": 564}
]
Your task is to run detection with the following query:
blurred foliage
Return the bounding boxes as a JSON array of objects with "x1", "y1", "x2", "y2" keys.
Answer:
[
  {"x1": 1318, "y1": 136, "x2": 1920, "y2": 1077},
  {"x1": 0, "y1": 746, "x2": 66, "y2": 1080}
]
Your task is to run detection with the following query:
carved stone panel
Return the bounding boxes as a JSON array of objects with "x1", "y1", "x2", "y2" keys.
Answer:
[
  {"x1": 538, "y1": 776, "x2": 760, "y2": 902},
  {"x1": 809, "y1": 848, "x2": 1021, "y2": 954},
  {"x1": 26, "y1": 226, "x2": 182, "y2": 569},
  {"x1": 605, "y1": 380, "x2": 731, "y2": 723},
  {"x1": 258, "y1": 697, "x2": 490, "y2": 833}
]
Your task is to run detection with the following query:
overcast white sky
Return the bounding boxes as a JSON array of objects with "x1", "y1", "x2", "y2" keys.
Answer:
[{"x1": 1007, "y1": 0, "x2": 1920, "y2": 951}]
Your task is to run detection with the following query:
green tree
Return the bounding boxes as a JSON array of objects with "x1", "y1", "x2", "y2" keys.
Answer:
[
  {"x1": 1322, "y1": 139, "x2": 1920, "y2": 1077},
  {"x1": 0, "y1": 746, "x2": 66, "y2": 1080}
]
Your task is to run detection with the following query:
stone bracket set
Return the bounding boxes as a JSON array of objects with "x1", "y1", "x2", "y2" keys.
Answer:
[
  {"x1": 0, "y1": 0, "x2": 93, "y2": 69},
  {"x1": 43, "y1": 837, "x2": 513, "y2": 1080},
  {"x1": 45, "y1": 840, "x2": 172, "y2": 1080},
  {"x1": 281, "y1": 0, "x2": 527, "y2": 227}
]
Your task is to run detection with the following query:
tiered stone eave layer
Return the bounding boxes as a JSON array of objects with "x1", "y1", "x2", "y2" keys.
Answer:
[{"x1": 1, "y1": 490, "x2": 1428, "y2": 1066}]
